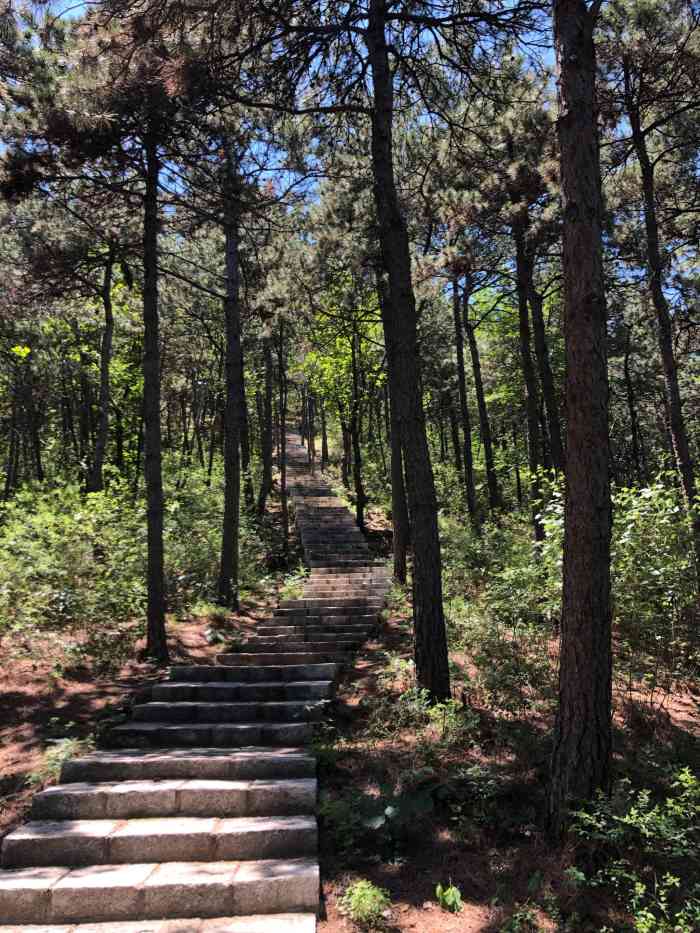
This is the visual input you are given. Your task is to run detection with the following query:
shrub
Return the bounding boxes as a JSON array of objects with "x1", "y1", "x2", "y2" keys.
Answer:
[
  {"x1": 339, "y1": 879, "x2": 391, "y2": 930},
  {"x1": 570, "y1": 768, "x2": 700, "y2": 932}
]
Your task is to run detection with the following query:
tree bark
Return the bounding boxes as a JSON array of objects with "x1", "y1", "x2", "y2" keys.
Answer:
[
  {"x1": 86, "y1": 246, "x2": 115, "y2": 493},
  {"x1": 377, "y1": 272, "x2": 410, "y2": 584},
  {"x1": 626, "y1": 80, "x2": 700, "y2": 580},
  {"x1": 514, "y1": 223, "x2": 545, "y2": 541},
  {"x1": 277, "y1": 322, "x2": 289, "y2": 559},
  {"x1": 623, "y1": 324, "x2": 645, "y2": 485},
  {"x1": 465, "y1": 315, "x2": 501, "y2": 510},
  {"x1": 142, "y1": 130, "x2": 168, "y2": 663},
  {"x1": 548, "y1": 0, "x2": 612, "y2": 834},
  {"x1": 451, "y1": 278, "x2": 477, "y2": 521},
  {"x1": 367, "y1": 0, "x2": 450, "y2": 700},
  {"x1": 320, "y1": 400, "x2": 329, "y2": 471},
  {"x1": 527, "y1": 275, "x2": 565, "y2": 472},
  {"x1": 217, "y1": 150, "x2": 244, "y2": 610},
  {"x1": 257, "y1": 332, "x2": 274, "y2": 515}
]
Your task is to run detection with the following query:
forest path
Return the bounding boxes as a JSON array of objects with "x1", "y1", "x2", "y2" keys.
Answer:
[{"x1": 0, "y1": 434, "x2": 390, "y2": 932}]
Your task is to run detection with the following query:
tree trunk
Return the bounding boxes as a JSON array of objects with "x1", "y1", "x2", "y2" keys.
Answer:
[
  {"x1": 87, "y1": 247, "x2": 115, "y2": 493},
  {"x1": 446, "y1": 393, "x2": 462, "y2": 475},
  {"x1": 377, "y1": 272, "x2": 410, "y2": 584},
  {"x1": 257, "y1": 333, "x2": 274, "y2": 515},
  {"x1": 367, "y1": 0, "x2": 450, "y2": 701},
  {"x1": 239, "y1": 347, "x2": 255, "y2": 511},
  {"x1": 350, "y1": 329, "x2": 367, "y2": 530},
  {"x1": 623, "y1": 325, "x2": 645, "y2": 485},
  {"x1": 340, "y1": 417, "x2": 352, "y2": 489},
  {"x1": 465, "y1": 316, "x2": 501, "y2": 510},
  {"x1": 217, "y1": 151, "x2": 244, "y2": 610},
  {"x1": 514, "y1": 223, "x2": 545, "y2": 541},
  {"x1": 307, "y1": 393, "x2": 316, "y2": 474},
  {"x1": 142, "y1": 130, "x2": 168, "y2": 663},
  {"x1": 548, "y1": 0, "x2": 612, "y2": 834},
  {"x1": 320, "y1": 401, "x2": 329, "y2": 471},
  {"x1": 277, "y1": 322, "x2": 290, "y2": 559},
  {"x1": 626, "y1": 82, "x2": 700, "y2": 580},
  {"x1": 452, "y1": 278, "x2": 477, "y2": 522},
  {"x1": 527, "y1": 278, "x2": 564, "y2": 472}
]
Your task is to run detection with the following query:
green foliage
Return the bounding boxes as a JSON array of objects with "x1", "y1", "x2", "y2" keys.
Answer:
[
  {"x1": 338, "y1": 879, "x2": 391, "y2": 930},
  {"x1": 0, "y1": 463, "x2": 267, "y2": 671},
  {"x1": 28, "y1": 737, "x2": 93, "y2": 786},
  {"x1": 612, "y1": 481, "x2": 698, "y2": 686},
  {"x1": 279, "y1": 564, "x2": 308, "y2": 601},
  {"x1": 570, "y1": 768, "x2": 700, "y2": 932},
  {"x1": 435, "y1": 881, "x2": 463, "y2": 913}
]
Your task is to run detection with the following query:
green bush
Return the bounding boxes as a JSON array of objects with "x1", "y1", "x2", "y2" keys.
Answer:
[
  {"x1": 0, "y1": 463, "x2": 268, "y2": 670},
  {"x1": 571, "y1": 768, "x2": 700, "y2": 932},
  {"x1": 339, "y1": 879, "x2": 391, "y2": 930}
]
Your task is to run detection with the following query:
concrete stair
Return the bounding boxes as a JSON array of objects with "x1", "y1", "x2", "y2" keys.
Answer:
[{"x1": 0, "y1": 433, "x2": 390, "y2": 929}]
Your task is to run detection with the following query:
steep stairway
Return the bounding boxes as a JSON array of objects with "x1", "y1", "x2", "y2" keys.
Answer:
[{"x1": 0, "y1": 434, "x2": 390, "y2": 931}]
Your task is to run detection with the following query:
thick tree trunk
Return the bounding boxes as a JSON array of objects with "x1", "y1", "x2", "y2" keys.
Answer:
[
  {"x1": 465, "y1": 316, "x2": 501, "y2": 511},
  {"x1": 87, "y1": 247, "x2": 115, "y2": 494},
  {"x1": 452, "y1": 278, "x2": 477, "y2": 522},
  {"x1": 627, "y1": 87, "x2": 700, "y2": 580},
  {"x1": 142, "y1": 131, "x2": 168, "y2": 663},
  {"x1": 548, "y1": 0, "x2": 612, "y2": 834},
  {"x1": 527, "y1": 276, "x2": 565, "y2": 472},
  {"x1": 367, "y1": 0, "x2": 450, "y2": 700},
  {"x1": 257, "y1": 333, "x2": 274, "y2": 515},
  {"x1": 217, "y1": 152, "x2": 244, "y2": 610},
  {"x1": 514, "y1": 224, "x2": 545, "y2": 541}
]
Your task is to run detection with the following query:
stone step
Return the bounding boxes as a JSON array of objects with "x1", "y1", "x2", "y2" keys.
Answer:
[
  {"x1": 108, "y1": 722, "x2": 314, "y2": 748},
  {"x1": 0, "y1": 857, "x2": 318, "y2": 923},
  {"x1": 309, "y1": 567, "x2": 389, "y2": 576},
  {"x1": 216, "y1": 652, "x2": 346, "y2": 667},
  {"x1": 32, "y1": 778, "x2": 317, "y2": 821},
  {"x1": 61, "y1": 749, "x2": 316, "y2": 784},
  {"x1": 300, "y1": 587, "x2": 388, "y2": 597},
  {"x1": 132, "y1": 701, "x2": 327, "y2": 724},
  {"x1": 273, "y1": 605, "x2": 380, "y2": 617},
  {"x1": 255, "y1": 626, "x2": 373, "y2": 638},
  {"x1": 0, "y1": 914, "x2": 317, "y2": 932},
  {"x1": 3, "y1": 815, "x2": 317, "y2": 868},
  {"x1": 233, "y1": 640, "x2": 359, "y2": 653},
  {"x1": 170, "y1": 663, "x2": 339, "y2": 683},
  {"x1": 151, "y1": 681, "x2": 333, "y2": 702}
]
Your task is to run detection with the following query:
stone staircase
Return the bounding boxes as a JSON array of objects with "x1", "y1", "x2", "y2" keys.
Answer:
[{"x1": 0, "y1": 434, "x2": 390, "y2": 931}]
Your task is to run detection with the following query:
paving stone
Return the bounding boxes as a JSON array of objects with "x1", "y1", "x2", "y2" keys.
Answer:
[{"x1": 51, "y1": 863, "x2": 157, "y2": 922}]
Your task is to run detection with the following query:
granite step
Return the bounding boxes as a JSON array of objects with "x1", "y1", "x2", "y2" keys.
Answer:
[
  {"x1": 151, "y1": 681, "x2": 333, "y2": 702},
  {"x1": 0, "y1": 914, "x2": 317, "y2": 932},
  {"x1": 216, "y1": 652, "x2": 347, "y2": 667},
  {"x1": 61, "y1": 749, "x2": 316, "y2": 783},
  {"x1": 108, "y1": 722, "x2": 314, "y2": 748},
  {"x1": 32, "y1": 777, "x2": 317, "y2": 821},
  {"x1": 0, "y1": 857, "x2": 319, "y2": 923},
  {"x1": 3, "y1": 815, "x2": 317, "y2": 868},
  {"x1": 169, "y1": 663, "x2": 339, "y2": 683},
  {"x1": 132, "y1": 701, "x2": 328, "y2": 724}
]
